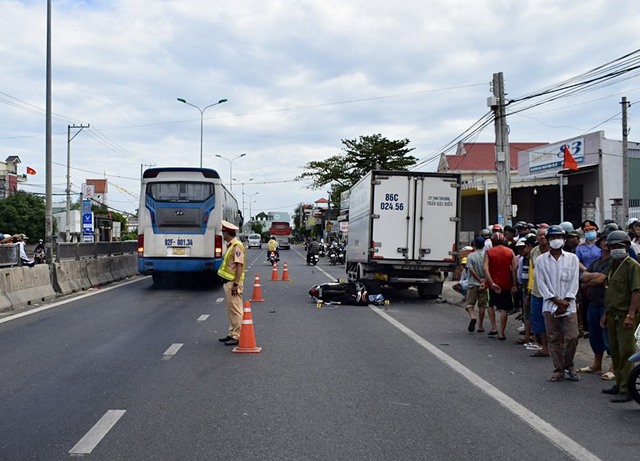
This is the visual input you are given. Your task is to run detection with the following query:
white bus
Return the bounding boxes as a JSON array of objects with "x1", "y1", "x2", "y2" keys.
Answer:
[{"x1": 137, "y1": 167, "x2": 241, "y2": 285}]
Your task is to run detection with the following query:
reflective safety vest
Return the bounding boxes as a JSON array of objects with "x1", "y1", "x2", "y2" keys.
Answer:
[{"x1": 217, "y1": 239, "x2": 246, "y2": 282}]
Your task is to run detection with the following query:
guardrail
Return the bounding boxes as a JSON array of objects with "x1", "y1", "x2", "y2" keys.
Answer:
[
  {"x1": 0, "y1": 244, "x2": 20, "y2": 268},
  {"x1": 55, "y1": 240, "x2": 138, "y2": 262},
  {"x1": 0, "y1": 241, "x2": 138, "y2": 267}
]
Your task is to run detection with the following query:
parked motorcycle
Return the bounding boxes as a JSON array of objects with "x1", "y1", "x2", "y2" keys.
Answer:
[{"x1": 328, "y1": 247, "x2": 338, "y2": 265}]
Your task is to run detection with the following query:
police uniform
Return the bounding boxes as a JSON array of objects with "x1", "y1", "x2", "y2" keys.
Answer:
[
  {"x1": 604, "y1": 254, "x2": 640, "y2": 395},
  {"x1": 217, "y1": 220, "x2": 246, "y2": 344}
]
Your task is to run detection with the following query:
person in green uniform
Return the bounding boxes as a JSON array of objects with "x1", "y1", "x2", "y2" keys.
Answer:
[{"x1": 601, "y1": 231, "x2": 640, "y2": 402}]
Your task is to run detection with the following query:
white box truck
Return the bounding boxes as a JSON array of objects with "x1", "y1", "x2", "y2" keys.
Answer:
[{"x1": 345, "y1": 170, "x2": 461, "y2": 299}]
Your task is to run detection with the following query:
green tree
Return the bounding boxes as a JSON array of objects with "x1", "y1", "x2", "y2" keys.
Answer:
[
  {"x1": 0, "y1": 192, "x2": 46, "y2": 240},
  {"x1": 296, "y1": 134, "x2": 418, "y2": 205}
]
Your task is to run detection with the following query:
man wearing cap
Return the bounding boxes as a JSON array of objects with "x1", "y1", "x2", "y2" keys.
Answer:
[
  {"x1": 535, "y1": 225, "x2": 581, "y2": 382},
  {"x1": 600, "y1": 230, "x2": 640, "y2": 402},
  {"x1": 217, "y1": 220, "x2": 246, "y2": 347}
]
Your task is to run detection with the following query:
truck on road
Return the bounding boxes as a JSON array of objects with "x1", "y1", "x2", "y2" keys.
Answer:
[{"x1": 345, "y1": 170, "x2": 461, "y2": 299}]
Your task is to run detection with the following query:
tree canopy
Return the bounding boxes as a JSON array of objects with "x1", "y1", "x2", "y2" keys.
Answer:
[
  {"x1": 296, "y1": 133, "x2": 418, "y2": 207},
  {"x1": 0, "y1": 192, "x2": 46, "y2": 240}
]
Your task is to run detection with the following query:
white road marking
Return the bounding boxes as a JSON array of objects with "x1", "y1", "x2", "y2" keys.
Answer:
[
  {"x1": 369, "y1": 306, "x2": 601, "y2": 461},
  {"x1": 162, "y1": 343, "x2": 183, "y2": 360},
  {"x1": 0, "y1": 277, "x2": 146, "y2": 325},
  {"x1": 197, "y1": 314, "x2": 210, "y2": 322},
  {"x1": 68, "y1": 409, "x2": 126, "y2": 455},
  {"x1": 216, "y1": 297, "x2": 225, "y2": 303}
]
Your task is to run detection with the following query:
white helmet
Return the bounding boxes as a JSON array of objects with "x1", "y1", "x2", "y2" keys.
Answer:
[{"x1": 627, "y1": 217, "x2": 639, "y2": 228}]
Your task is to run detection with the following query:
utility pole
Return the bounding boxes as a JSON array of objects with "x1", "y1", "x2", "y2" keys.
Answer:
[
  {"x1": 45, "y1": 0, "x2": 52, "y2": 264},
  {"x1": 622, "y1": 96, "x2": 630, "y2": 223},
  {"x1": 66, "y1": 124, "x2": 89, "y2": 242},
  {"x1": 490, "y1": 72, "x2": 512, "y2": 227}
]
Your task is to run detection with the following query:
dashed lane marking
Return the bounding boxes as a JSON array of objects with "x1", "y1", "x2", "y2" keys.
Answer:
[
  {"x1": 197, "y1": 314, "x2": 210, "y2": 323},
  {"x1": 68, "y1": 409, "x2": 126, "y2": 455},
  {"x1": 162, "y1": 343, "x2": 183, "y2": 360}
]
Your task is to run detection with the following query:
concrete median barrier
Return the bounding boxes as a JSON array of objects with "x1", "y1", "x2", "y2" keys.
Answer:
[
  {"x1": 52, "y1": 260, "x2": 92, "y2": 295},
  {"x1": 2, "y1": 265, "x2": 56, "y2": 308}
]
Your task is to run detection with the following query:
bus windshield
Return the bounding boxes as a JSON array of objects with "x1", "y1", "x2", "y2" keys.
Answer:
[{"x1": 147, "y1": 182, "x2": 214, "y2": 203}]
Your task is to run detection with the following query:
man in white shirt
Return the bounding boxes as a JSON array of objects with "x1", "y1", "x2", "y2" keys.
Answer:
[{"x1": 534, "y1": 225, "x2": 580, "y2": 382}]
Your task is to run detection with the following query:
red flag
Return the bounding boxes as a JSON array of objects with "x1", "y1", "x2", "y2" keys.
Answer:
[
  {"x1": 563, "y1": 145, "x2": 578, "y2": 171},
  {"x1": 26, "y1": 166, "x2": 36, "y2": 175}
]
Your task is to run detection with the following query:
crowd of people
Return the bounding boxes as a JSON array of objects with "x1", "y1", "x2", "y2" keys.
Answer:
[
  {"x1": 0, "y1": 233, "x2": 44, "y2": 267},
  {"x1": 458, "y1": 218, "x2": 640, "y2": 402}
]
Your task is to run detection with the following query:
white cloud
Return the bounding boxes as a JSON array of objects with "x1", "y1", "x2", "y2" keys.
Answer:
[{"x1": 1, "y1": 0, "x2": 640, "y2": 215}]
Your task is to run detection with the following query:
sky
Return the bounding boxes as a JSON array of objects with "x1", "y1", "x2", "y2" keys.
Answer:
[{"x1": 2, "y1": 0, "x2": 640, "y2": 220}]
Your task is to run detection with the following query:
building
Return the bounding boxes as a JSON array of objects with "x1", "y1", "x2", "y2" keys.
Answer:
[
  {"x1": 85, "y1": 179, "x2": 108, "y2": 206},
  {"x1": 437, "y1": 141, "x2": 549, "y2": 232},
  {"x1": 438, "y1": 131, "x2": 640, "y2": 235},
  {"x1": 0, "y1": 156, "x2": 28, "y2": 198}
]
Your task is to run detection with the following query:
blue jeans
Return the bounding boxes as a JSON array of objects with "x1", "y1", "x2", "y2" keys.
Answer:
[{"x1": 587, "y1": 303, "x2": 610, "y2": 355}]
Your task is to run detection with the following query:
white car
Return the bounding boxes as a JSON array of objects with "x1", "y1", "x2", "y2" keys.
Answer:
[{"x1": 247, "y1": 234, "x2": 262, "y2": 249}]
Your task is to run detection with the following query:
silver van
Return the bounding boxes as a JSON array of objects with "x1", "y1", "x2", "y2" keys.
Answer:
[{"x1": 247, "y1": 234, "x2": 262, "y2": 249}]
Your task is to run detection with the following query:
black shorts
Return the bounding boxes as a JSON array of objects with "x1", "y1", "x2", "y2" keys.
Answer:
[{"x1": 489, "y1": 289, "x2": 513, "y2": 311}]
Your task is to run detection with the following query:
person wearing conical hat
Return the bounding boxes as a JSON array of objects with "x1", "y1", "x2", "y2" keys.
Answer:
[{"x1": 217, "y1": 220, "x2": 245, "y2": 347}]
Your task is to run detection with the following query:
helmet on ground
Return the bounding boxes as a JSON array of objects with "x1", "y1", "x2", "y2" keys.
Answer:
[
  {"x1": 491, "y1": 232, "x2": 504, "y2": 244},
  {"x1": 559, "y1": 221, "x2": 574, "y2": 233},
  {"x1": 546, "y1": 225, "x2": 565, "y2": 236},
  {"x1": 606, "y1": 230, "x2": 631, "y2": 246}
]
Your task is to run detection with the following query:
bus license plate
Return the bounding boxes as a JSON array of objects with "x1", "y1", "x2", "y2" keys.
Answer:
[{"x1": 168, "y1": 247, "x2": 189, "y2": 256}]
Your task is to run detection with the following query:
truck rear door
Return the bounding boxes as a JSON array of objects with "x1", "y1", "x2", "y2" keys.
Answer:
[{"x1": 371, "y1": 173, "x2": 458, "y2": 261}]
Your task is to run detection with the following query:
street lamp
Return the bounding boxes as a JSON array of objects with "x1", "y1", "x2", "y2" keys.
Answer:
[
  {"x1": 177, "y1": 97, "x2": 228, "y2": 168},
  {"x1": 233, "y1": 177, "x2": 253, "y2": 223},
  {"x1": 215, "y1": 153, "x2": 246, "y2": 191},
  {"x1": 244, "y1": 191, "x2": 259, "y2": 222}
]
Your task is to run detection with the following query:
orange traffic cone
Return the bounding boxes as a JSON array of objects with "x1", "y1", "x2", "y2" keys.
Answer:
[
  {"x1": 233, "y1": 300, "x2": 262, "y2": 354},
  {"x1": 250, "y1": 274, "x2": 265, "y2": 302},
  {"x1": 271, "y1": 262, "x2": 279, "y2": 281},
  {"x1": 281, "y1": 262, "x2": 290, "y2": 281}
]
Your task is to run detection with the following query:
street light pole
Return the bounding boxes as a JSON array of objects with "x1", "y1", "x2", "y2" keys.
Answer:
[
  {"x1": 215, "y1": 153, "x2": 246, "y2": 191},
  {"x1": 176, "y1": 97, "x2": 228, "y2": 168},
  {"x1": 66, "y1": 124, "x2": 89, "y2": 242},
  {"x1": 233, "y1": 177, "x2": 253, "y2": 225},
  {"x1": 244, "y1": 192, "x2": 259, "y2": 222}
]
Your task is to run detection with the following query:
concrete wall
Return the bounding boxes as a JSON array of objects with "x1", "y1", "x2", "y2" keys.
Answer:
[{"x1": 0, "y1": 255, "x2": 138, "y2": 313}]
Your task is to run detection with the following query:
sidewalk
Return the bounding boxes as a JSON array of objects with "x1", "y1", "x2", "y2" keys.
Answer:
[{"x1": 439, "y1": 280, "x2": 610, "y2": 373}]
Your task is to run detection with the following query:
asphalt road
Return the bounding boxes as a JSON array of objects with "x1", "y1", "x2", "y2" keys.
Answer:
[{"x1": 0, "y1": 246, "x2": 637, "y2": 460}]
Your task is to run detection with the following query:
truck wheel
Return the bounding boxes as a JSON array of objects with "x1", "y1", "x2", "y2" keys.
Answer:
[{"x1": 417, "y1": 281, "x2": 443, "y2": 300}]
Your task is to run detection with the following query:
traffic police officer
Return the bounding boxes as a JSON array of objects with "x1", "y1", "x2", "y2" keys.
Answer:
[
  {"x1": 601, "y1": 230, "x2": 640, "y2": 402},
  {"x1": 217, "y1": 220, "x2": 245, "y2": 346}
]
